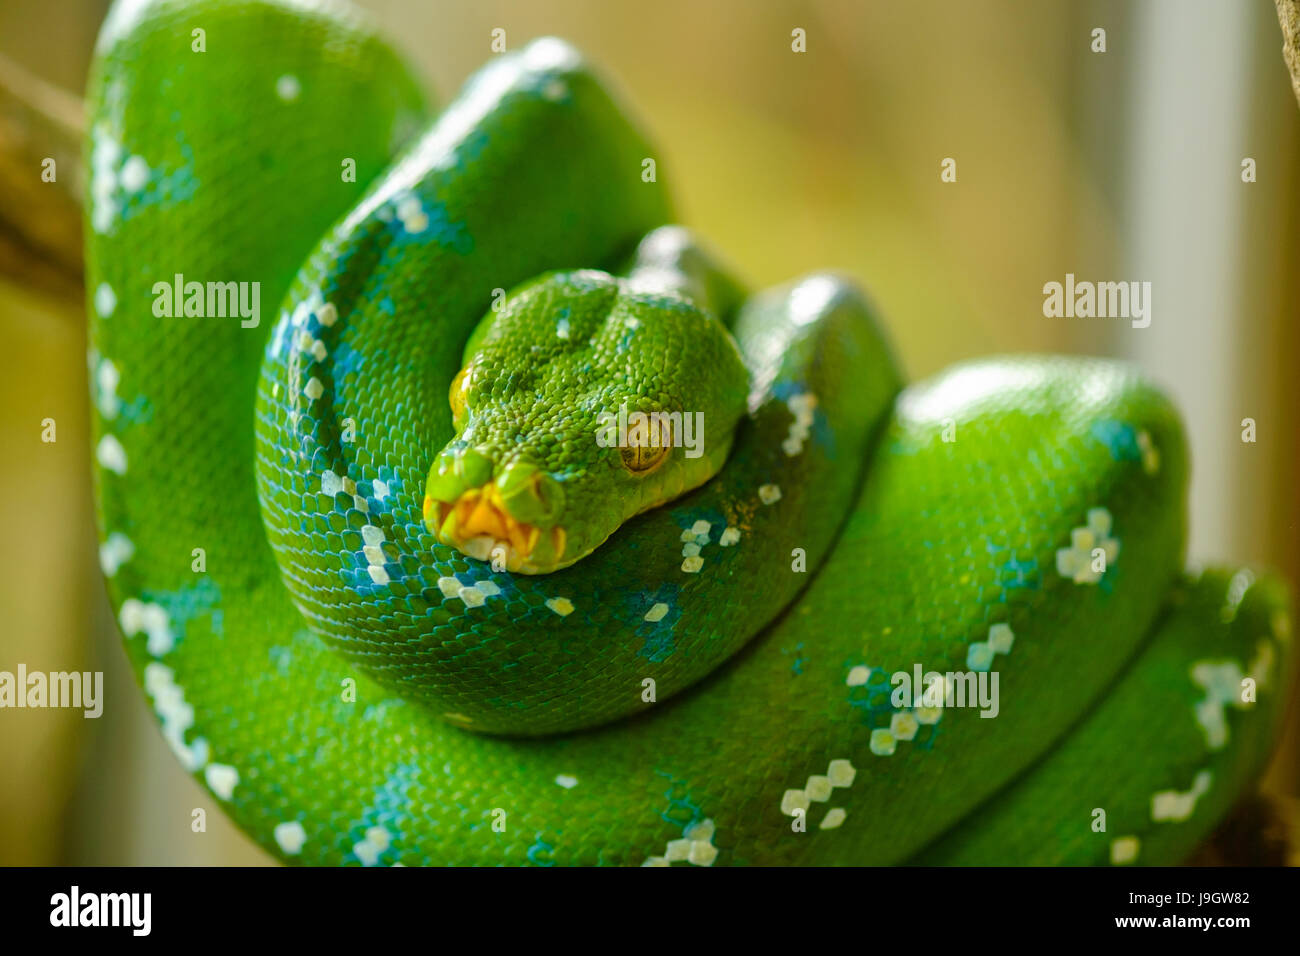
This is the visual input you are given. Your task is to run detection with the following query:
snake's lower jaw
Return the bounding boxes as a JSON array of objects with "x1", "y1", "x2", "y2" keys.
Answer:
[{"x1": 424, "y1": 488, "x2": 569, "y2": 574}]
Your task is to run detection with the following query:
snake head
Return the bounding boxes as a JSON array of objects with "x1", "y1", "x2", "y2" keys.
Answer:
[{"x1": 423, "y1": 269, "x2": 748, "y2": 573}]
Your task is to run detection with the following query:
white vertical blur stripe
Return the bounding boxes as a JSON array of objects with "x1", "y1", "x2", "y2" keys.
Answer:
[{"x1": 1122, "y1": 0, "x2": 1252, "y2": 563}]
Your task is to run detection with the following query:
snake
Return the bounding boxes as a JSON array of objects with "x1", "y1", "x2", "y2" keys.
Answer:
[{"x1": 85, "y1": 0, "x2": 1294, "y2": 866}]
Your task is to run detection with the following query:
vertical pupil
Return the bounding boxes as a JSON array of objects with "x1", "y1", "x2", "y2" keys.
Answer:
[{"x1": 622, "y1": 433, "x2": 669, "y2": 473}]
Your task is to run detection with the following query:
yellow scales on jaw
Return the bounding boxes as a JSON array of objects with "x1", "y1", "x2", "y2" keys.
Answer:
[{"x1": 425, "y1": 479, "x2": 567, "y2": 571}]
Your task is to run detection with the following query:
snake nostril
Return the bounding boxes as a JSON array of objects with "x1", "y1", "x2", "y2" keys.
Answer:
[
  {"x1": 425, "y1": 454, "x2": 466, "y2": 505},
  {"x1": 425, "y1": 447, "x2": 498, "y2": 510},
  {"x1": 516, "y1": 474, "x2": 565, "y2": 525},
  {"x1": 457, "y1": 447, "x2": 493, "y2": 487},
  {"x1": 534, "y1": 473, "x2": 565, "y2": 521},
  {"x1": 496, "y1": 459, "x2": 538, "y2": 498},
  {"x1": 495, "y1": 460, "x2": 564, "y2": 526}
]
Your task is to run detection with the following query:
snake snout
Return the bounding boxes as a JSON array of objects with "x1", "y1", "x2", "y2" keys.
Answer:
[{"x1": 423, "y1": 448, "x2": 568, "y2": 572}]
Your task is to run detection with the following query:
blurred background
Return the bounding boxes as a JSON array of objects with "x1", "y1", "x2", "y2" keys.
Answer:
[{"x1": 0, "y1": 0, "x2": 1296, "y2": 864}]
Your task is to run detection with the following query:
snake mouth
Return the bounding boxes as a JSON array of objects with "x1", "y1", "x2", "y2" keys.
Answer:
[{"x1": 424, "y1": 482, "x2": 568, "y2": 573}]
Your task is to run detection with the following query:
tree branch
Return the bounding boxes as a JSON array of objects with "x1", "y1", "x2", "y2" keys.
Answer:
[
  {"x1": 1277, "y1": 0, "x2": 1300, "y2": 110},
  {"x1": 0, "y1": 52, "x2": 86, "y2": 302}
]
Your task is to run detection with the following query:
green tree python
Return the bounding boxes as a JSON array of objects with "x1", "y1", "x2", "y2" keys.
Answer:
[{"x1": 85, "y1": 0, "x2": 1294, "y2": 865}]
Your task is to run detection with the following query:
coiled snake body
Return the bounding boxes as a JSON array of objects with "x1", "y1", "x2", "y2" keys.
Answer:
[{"x1": 86, "y1": 0, "x2": 1293, "y2": 865}]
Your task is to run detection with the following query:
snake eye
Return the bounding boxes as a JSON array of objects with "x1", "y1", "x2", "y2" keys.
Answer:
[
  {"x1": 449, "y1": 365, "x2": 472, "y2": 427},
  {"x1": 620, "y1": 442, "x2": 670, "y2": 473},
  {"x1": 620, "y1": 417, "x2": 672, "y2": 474}
]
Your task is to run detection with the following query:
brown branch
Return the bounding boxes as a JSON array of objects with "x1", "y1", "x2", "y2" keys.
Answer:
[
  {"x1": 0, "y1": 52, "x2": 86, "y2": 302},
  {"x1": 1184, "y1": 791, "x2": 1300, "y2": 866},
  {"x1": 1277, "y1": 1, "x2": 1300, "y2": 110}
]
